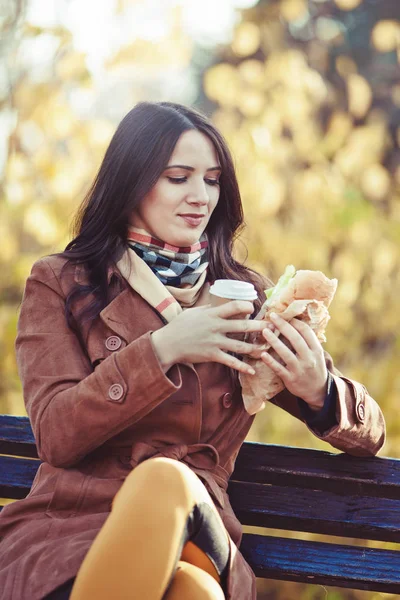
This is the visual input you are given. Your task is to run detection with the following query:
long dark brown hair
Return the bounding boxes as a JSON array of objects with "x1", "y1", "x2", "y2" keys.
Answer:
[{"x1": 52, "y1": 101, "x2": 271, "y2": 332}]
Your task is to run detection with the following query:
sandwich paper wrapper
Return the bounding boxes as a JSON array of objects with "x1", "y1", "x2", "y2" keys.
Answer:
[{"x1": 239, "y1": 278, "x2": 337, "y2": 415}]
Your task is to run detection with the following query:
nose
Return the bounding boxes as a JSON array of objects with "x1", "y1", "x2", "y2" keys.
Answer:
[{"x1": 188, "y1": 178, "x2": 210, "y2": 206}]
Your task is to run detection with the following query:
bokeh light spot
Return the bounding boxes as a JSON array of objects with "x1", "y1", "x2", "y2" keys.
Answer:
[
  {"x1": 372, "y1": 20, "x2": 400, "y2": 53},
  {"x1": 347, "y1": 74, "x2": 372, "y2": 119},
  {"x1": 360, "y1": 164, "x2": 391, "y2": 201},
  {"x1": 232, "y1": 22, "x2": 261, "y2": 57},
  {"x1": 280, "y1": 0, "x2": 308, "y2": 23},
  {"x1": 334, "y1": 0, "x2": 363, "y2": 10}
]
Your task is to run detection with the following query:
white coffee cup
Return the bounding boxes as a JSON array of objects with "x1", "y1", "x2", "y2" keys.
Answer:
[
  {"x1": 209, "y1": 280, "x2": 257, "y2": 340},
  {"x1": 209, "y1": 280, "x2": 257, "y2": 304}
]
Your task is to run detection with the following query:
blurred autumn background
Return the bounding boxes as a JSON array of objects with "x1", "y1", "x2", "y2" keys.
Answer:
[{"x1": 1, "y1": 0, "x2": 400, "y2": 597}]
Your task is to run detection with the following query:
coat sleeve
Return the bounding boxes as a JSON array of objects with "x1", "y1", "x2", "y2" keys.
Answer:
[
  {"x1": 15, "y1": 258, "x2": 183, "y2": 468},
  {"x1": 270, "y1": 350, "x2": 386, "y2": 457}
]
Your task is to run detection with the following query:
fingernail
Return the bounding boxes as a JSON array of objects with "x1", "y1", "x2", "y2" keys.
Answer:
[
  {"x1": 270, "y1": 312, "x2": 277, "y2": 321},
  {"x1": 249, "y1": 368, "x2": 255, "y2": 375}
]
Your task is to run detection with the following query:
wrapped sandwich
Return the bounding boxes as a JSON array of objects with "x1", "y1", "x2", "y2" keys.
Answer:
[{"x1": 239, "y1": 265, "x2": 338, "y2": 415}]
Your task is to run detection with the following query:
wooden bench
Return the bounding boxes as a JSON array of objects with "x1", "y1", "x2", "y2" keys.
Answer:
[{"x1": 1, "y1": 414, "x2": 400, "y2": 593}]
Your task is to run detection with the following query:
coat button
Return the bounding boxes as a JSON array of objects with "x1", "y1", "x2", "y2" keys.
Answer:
[
  {"x1": 221, "y1": 392, "x2": 233, "y2": 408},
  {"x1": 105, "y1": 336, "x2": 122, "y2": 351},
  {"x1": 108, "y1": 384, "x2": 124, "y2": 401},
  {"x1": 357, "y1": 402, "x2": 365, "y2": 422}
]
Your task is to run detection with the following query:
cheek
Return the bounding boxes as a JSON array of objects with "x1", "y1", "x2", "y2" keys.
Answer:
[
  {"x1": 142, "y1": 183, "x2": 178, "y2": 215},
  {"x1": 157, "y1": 180, "x2": 184, "y2": 207}
]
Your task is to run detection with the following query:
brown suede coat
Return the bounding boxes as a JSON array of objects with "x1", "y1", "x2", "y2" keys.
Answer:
[{"x1": 0, "y1": 256, "x2": 386, "y2": 600}]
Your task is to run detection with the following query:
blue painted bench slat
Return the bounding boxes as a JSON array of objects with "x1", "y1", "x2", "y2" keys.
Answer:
[
  {"x1": 233, "y1": 442, "x2": 400, "y2": 498},
  {"x1": 0, "y1": 415, "x2": 37, "y2": 459},
  {"x1": 1, "y1": 414, "x2": 400, "y2": 593},
  {"x1": 0, "y1": 456, "x2": 40, "y2": 500},
  {"x1": 240, "y1": 534, "x2": 400, "y2": 593},
  {"x1": 230, "y1": 481, "x2": 400, "y2": 542}
]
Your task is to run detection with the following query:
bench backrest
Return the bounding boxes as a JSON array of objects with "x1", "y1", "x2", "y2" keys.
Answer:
[{"x1": 1, "y1": 415, "x2": 400, "y2": 593}]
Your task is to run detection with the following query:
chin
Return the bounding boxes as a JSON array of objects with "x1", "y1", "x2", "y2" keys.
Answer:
[
  {"x1": 171, "y1": 237, "x2": 197, "y2": 248},
  {"x1": 166, "y1": 230, "x2": 205, "y2": 248}
]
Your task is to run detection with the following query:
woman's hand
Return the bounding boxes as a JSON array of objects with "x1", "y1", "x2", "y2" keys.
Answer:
[
  {"x1": 260, "y1": 313, "x2": 328, "y2": 410},
  {"x1": 151, "y1": 300, "x2": 268, "y2": 376}
]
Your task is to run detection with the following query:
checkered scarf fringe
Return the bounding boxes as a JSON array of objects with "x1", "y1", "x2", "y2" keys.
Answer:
[{"x1": 127, "y1": 227, "x2": 209, "y2": 287}]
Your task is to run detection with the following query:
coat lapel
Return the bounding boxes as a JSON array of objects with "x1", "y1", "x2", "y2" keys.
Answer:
[
  {"x1": 99, "y1": 287, "x2": 166, "y2": 342},
  {"x1": 73, "y1": 255, "x2": 211, "y2": 348},
  {"x1": 74, "y1": 261, "x2": 166, "y2": 344}
]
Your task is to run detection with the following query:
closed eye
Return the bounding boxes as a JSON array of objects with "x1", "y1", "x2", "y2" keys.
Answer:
[
  {"x1": 167, "y1": 177, "x2": 220, "y2": 186},
  {"x1": 167, "y1": 177, "x2": 187, "y2": 184}
]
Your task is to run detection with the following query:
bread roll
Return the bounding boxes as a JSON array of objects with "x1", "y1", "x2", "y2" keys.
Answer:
[{"x1": 239, "y1": 267, "x2": 337, "y2": 415}]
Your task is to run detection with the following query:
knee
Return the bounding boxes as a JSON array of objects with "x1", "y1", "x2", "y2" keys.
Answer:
[
  {"x1": 112, "y1": 458, "x2": 198, "y2": 512},
  {"x1": 136, "y1": 456, "x2": 194, "y2": 479},
  {"x1": 134, "y1": 457, "x2": 197, "y2": 492},
  {"x1": 166, "y1": 562, "x2": 226, "y2": 600}
]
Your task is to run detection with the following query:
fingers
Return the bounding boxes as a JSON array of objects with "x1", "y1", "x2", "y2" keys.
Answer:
[
  {"x1": 265, "y1": 313, "x2": 310, "y2": 357},
  {"x1": 216, "y1": 314, "x2": 266, "y2": 335},
  {"x1": 261, "y1": 329, "x2": 298, "y2": 369},
  {"x1": 260, "y1": 348, "x2": 290, "y2": 378},
  {"x1": 290, "y1": 317, "x2": 321, "y2": 350},
  {"x1": 215, "y1": 349, "x2": 256, "y2": 376},
  {"x1": 219, "y1": 337, "x2": 262, "y2": 356},
  {"x1": 260, "y1": 314, "x2": 325, "y2": 383},
  {"x1": 212, "y1": 300, "x2": 255, "y2": 319}
]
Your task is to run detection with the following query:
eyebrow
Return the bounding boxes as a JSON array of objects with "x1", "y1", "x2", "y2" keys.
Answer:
[{"x1": 164, "y1": 164, "x2": 221, "y2": 172}]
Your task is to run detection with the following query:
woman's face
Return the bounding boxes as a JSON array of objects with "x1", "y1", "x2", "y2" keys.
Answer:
[{"x1": 129, "y1": 129, "x2": 221, "y2": 246}]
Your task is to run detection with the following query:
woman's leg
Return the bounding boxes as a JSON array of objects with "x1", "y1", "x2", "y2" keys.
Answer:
[
  {"x1": 70, "y1": 457, "x2": 229, "y2": 600},
  {"x1": 163, "y1": 561, "x2": 225, "y2": 600}
]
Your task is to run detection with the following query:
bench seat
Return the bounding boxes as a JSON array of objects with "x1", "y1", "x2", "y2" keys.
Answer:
[{"x1": 1, "y1": 415, "x2": 400, "y2": 593}]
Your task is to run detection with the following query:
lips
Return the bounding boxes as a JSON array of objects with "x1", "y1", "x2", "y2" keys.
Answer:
[{"x1": 179, "y1": 215, "x2": 205, "y2": 227}]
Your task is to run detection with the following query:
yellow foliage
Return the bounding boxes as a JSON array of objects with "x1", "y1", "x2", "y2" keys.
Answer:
[
  {"x1": 334, "y1": 0, "x2": 363, "y2": 10},
  {"x1": 321, "y1": 111, "x2": 353, "y2": 156},
  {"x1": 238, "y1": 89, "x2": 265, "y2": 117},
  {"x1": 280, "y1": 0, "x2": 308, "y2": 23},
  {"x1": 371, "y1": 20, "x2": 400, "y2": 53},
  {"x1": 56, "y1": 51, "x2": 89, "y2": 80},
  {"x1": 107, "y1": 36, "x2": 192, "y2": 71},
  {"x1": 4, "y1": 180, "x2": 32, "y2": 207},
  {"x1": 40, "y1": 99, "x2": 76, "y2": 138},
  {"x1": 204, "y1": 64, "x2": 241, "y2": 107},
  {"x1": 360, "y1": 164, "x2": 391, "y2": 201},
  {"x1": 237, "y1": 59, "x2": 265, "y2": 86},
  {"x1": 347, "y1": 74, "x2": 372, "y2": 119},
  {"x1": 24, "y1": 205, "x2": 60, "y2": 245},
  {"x1": 0, "y1": 222, "x2": 18, "y2": 263},
  {"x1": 335, "y1": 55, "x2": 357, "y2": 78},
  {"x1": 85, "y1": 120, "x2": 115, "y2": 147},
  {"x1": 232, "y1": 22, "x2": 261, "y2": 57}
]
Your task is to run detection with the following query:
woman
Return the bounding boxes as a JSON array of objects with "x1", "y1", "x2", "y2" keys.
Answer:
[{"x1": 0, "y1": 102, "x2": 385, "y2": 600}]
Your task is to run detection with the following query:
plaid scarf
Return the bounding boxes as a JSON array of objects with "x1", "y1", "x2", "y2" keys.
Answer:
[
  {"x1": 117, "y1": 226, "x2": 211, "y2": 322},
  {"x1": 126, "y1": 226, "x2": 209, "y2": 287}
]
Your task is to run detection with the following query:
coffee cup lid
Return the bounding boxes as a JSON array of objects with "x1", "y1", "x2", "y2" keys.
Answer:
[{"x1": 209, "y1": 279, "x2": 257, "y2": 301}]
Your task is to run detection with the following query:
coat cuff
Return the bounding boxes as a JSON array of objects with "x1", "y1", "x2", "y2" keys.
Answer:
[
  {"x1": 110, "y1": 330, "x2": 182, "y2": 415},
  {"x1": 304, "y1": 373, "x2": 386, "y2": 456},
  {"x1": 297, "y1": 371, "x2": 338, "y2": 434}
]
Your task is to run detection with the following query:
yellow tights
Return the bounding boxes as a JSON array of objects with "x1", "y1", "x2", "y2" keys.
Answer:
[{"x1": 69, "y1": 457, "x2": 228, "y2": 600}]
